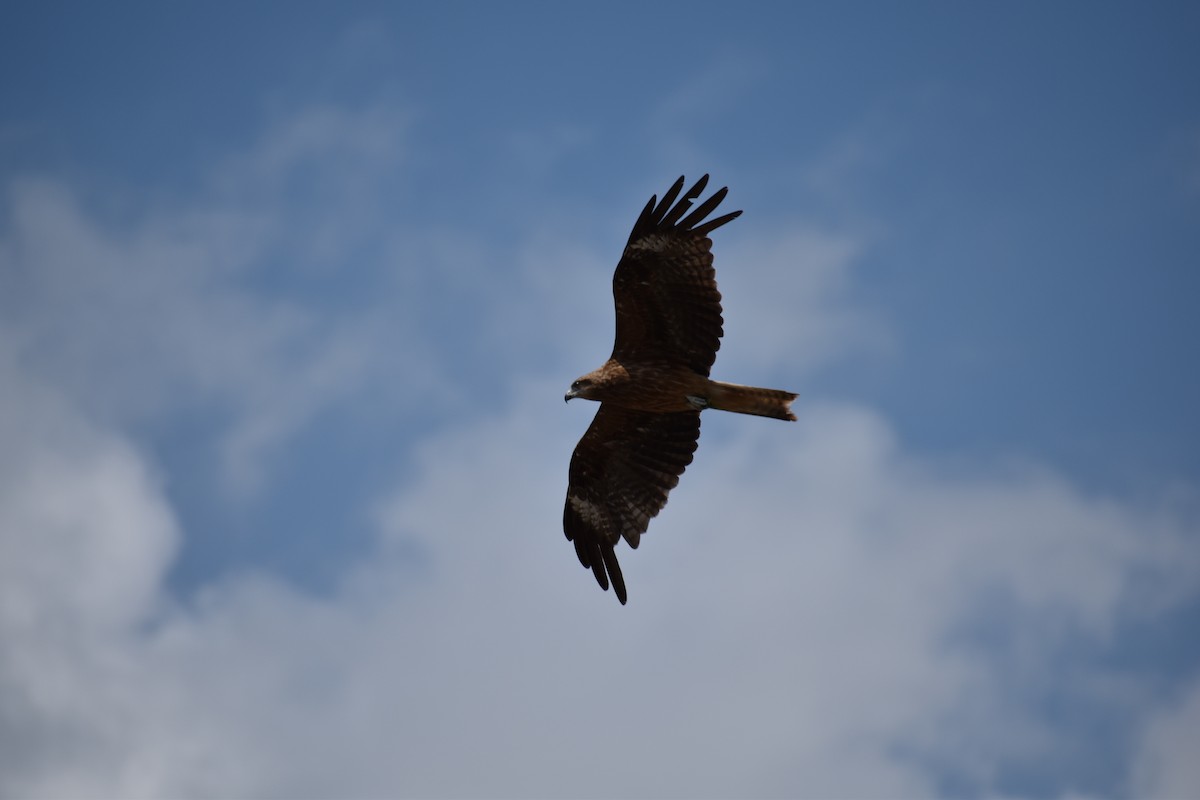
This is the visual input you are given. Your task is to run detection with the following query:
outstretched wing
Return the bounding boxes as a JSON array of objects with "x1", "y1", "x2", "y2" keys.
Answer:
[
  {"x1": 563, "y1": 404, "x2": 702, "y2": 604},
  {"x1": 611, "y1": 175, "x2": 742, "y2": 377}
]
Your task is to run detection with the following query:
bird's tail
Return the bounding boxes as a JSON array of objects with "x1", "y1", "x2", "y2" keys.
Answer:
[{"x1": 706, "y1": 381, "x2": 797, "y2": 421}]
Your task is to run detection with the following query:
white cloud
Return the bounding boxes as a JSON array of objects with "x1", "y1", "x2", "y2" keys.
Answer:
[
  {"x1": 2, "y1": 359, "x2": 1195, "y2": 796},
  {"x1": 718, "y1": 227, "x2": 888, "y2": 379},
  {"x1": 0, "y1": 348, "x2": 178, "y2": 637},
  {"x1": 0, "y1": 101, "x2": 442, "y2": 495},
  {"x1": 0, "y1": 350, "x2": 181, "y2": 796},
  {"x1": 1133, "y1": 679, "x2": 1200, "y2": 798}
]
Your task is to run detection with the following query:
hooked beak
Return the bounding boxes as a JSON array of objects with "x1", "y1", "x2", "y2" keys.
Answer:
[{"x1": 564, "y1": 390, "x2": 576, "y2": 403}]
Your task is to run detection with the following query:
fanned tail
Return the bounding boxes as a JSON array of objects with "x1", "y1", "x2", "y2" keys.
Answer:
[{"x1": 706, "y1": 381, "x2": 797, "y2": 421}]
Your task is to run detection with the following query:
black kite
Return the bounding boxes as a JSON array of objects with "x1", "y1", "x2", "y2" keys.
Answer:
[{"x1": 563, "y1": 175, "x2": 796, "y2": 604}]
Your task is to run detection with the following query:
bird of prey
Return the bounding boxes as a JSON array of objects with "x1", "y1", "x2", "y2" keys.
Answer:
[{"x1": 563, "y1": 175, "x2": 797, "y2": 604}]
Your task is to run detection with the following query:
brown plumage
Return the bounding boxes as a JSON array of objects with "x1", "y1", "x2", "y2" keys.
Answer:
[{"x1": 563, "y1": 175, "x2": 797, "y2": 604}]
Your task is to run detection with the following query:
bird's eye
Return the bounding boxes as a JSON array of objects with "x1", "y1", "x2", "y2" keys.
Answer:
[{"x1": 571, "y1": 380, "x2": 581, "y2": 390}]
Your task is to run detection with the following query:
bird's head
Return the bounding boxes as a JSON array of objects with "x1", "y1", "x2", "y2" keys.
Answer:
[{"x1": 564, "y1": 376, "x2": 597, "y2": 403}]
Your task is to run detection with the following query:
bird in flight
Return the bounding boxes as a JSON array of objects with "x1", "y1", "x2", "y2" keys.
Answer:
[{"x1": 563, "y1": 175, "x2": 797, "y2": 604}]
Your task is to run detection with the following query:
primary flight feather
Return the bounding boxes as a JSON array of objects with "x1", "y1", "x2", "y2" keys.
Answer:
[{"x1": 563, "y1": 175, "x2": 797, "y2": 604}]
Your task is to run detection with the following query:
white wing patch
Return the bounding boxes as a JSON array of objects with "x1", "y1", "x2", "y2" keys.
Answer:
[{"x1": 569, "y1": 494, "x2": 608, "y2": 533}]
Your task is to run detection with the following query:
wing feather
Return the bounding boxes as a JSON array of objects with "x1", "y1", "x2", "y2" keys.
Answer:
[
  {"x1": 563, "y1": 405, "x2": 702, "y2": 604},
  {"x1": 611, "y1": 175, "x2": 741, "y2": 377},
  {"x1": 656, "y1": 174, "x2": 707, "y2": 229},
  {"x1": 677, "y1": 185, "x2": 727, "y2": 230},
  {"x1": 647, "y1": 176, "x2": 688, "y2": 230}
]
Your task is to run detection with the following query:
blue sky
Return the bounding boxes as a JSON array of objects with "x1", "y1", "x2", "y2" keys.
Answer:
[{"x1": 1, "y1": 2, "x2": 1198, "y2": 798}]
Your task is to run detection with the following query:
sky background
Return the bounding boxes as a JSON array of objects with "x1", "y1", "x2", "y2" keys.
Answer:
[{"x1": 2, "y1": 2, "x2": 1199, "y2": 798}]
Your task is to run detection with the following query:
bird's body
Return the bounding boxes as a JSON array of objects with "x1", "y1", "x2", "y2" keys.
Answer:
[
  {"x1": 569, "y1": 358, "x2": 797, "y2": 418},
  {"x1": 563, "y1": 175, "x2": 796, "y2": 604},
  {"x1": 567, "y1": 359, "x2": 708, "y2": 412}
]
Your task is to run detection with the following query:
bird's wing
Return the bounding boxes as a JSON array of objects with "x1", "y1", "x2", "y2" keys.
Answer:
[
  {"x1": 563, "y1": 404, "x2": 702, "y2": 604},
  {"x1": 611, "y1": 174, "x2": 741, "y2": 377}
]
